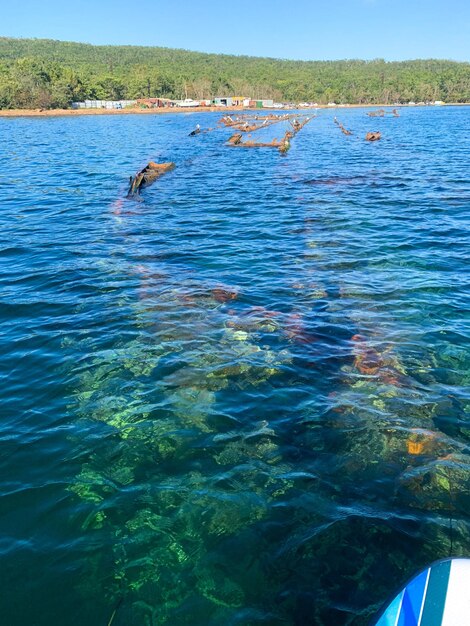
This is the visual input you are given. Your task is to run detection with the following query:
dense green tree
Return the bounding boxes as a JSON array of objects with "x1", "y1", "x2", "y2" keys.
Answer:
[{"x1": 0, "y1": 37, "x2": 468, "y2": 109}]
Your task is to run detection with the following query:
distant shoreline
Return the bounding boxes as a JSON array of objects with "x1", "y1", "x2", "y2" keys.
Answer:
[{"x1": 0, "y1": 103, "x2": 468, "y2": 118}]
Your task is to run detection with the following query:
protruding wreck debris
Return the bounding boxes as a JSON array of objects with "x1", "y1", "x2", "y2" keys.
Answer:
[
  {"x1": 127, "y1": 162, "x2": 175, "y2": 196},
  {"x1": 220, "y1": 113, "x2": 312, "y2": 133},
  {"x1": 227, "y1": 133, "x2": 243, "y2": 145},
  {"x1": 238, "y1": 122, "x2": 263, "y2": 132},
  {"x1": 228, "y1": 137, "x2": 281, "y2": 148},
  {"x1": 368, "y1": 108, "x2": 400, "y2": 117},
  {"x1": 365, "y1": 132, "x2": 381, "y2": 141},
  {"x1": 226, "y1": 115, "x2": 311, "y2": 154},
  {"x1": 230, "y1": 120, "x2": 277, "y2": 133},
  {"x1": 227, "y1": 130, "x2": 294, "y2": 154},
  {"x1": 220, "y1": 115, "x2": 236, "y2": 126},
  {"x1": 221, "y1": 114, "x2": 281, "y2": 127},
  {"x1": 367, "y1": 109, "x2": 386, "y2": 117},
  {"x1": 278, "y1": 131, "x2": 293, "y2": 154},
  {"x1": 291, "y1": 117, "x2": 310, "y2": 132},
  {"x1": 334, "y1": 119, "x2": 353, "y2": 135},
  {"x1": 280, "y1": 116, "x2": 310, "y2": 152}
]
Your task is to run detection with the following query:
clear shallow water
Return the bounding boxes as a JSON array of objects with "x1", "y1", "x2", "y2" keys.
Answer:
[{"x1": 0, "y1": 107, "x2": 469, "y2": 626}]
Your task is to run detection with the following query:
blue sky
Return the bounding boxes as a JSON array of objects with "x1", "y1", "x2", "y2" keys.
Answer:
[{"x1": 1, "y1": 0, "x2": 469, "y2": 61}]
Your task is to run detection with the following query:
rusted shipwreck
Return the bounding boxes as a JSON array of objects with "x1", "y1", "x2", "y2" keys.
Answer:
[
  {"x1": 226, "y1": 115, "x2": 311, "y2": 154},
  {"x1": 127, "y1": 162, "x2": 175, "y2": 196}
]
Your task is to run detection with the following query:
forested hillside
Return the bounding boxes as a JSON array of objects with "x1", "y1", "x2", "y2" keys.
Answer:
[{"x1": 0, "y1": 37, "x2": 469, "y2": 108}]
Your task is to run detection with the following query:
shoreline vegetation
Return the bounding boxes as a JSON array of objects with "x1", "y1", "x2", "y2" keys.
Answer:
[
  {"x1": 1, "y1": 38, "x2": 469, "y2": 111},
  {"x1": 0, "y1": 102, "x2": 468, "y2": 118}
]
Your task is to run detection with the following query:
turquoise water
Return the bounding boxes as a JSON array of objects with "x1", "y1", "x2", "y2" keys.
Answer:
[{"x1": 0, "y1": 107, "x2": 469, "y2": 625}]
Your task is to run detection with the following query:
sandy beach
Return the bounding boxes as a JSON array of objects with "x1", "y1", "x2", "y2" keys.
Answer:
[{"x1": 0, "y1": 105, "x2": 235, "y2": 118}]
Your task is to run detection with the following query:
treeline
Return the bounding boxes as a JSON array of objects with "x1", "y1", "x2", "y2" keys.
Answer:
[{"x1": 0, "y1": 37, "x2": 469, "y2": 109}]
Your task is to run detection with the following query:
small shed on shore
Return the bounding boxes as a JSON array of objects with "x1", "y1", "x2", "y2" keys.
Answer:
[
  {"x1": 250, "y1": 99, "x2": 274, "y2": 109},
  {"x1": 213, "y1": 97, "x2": 233, "y2": 107},
  {"x1": 231, "y1": 96, "x2": 247, "y2": 106}
]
